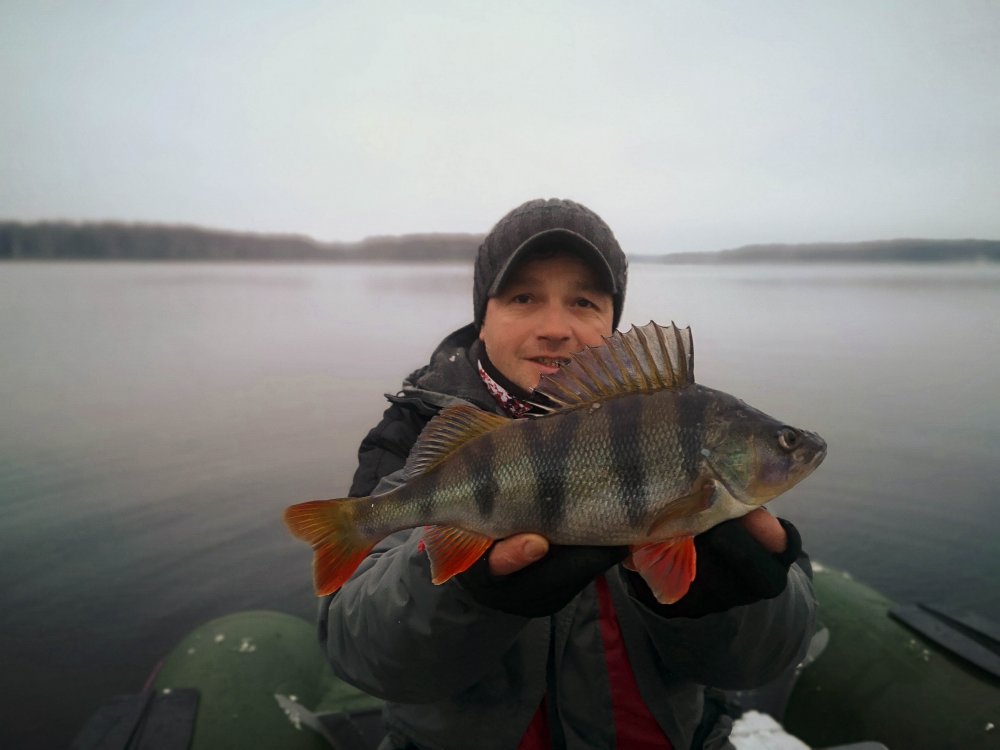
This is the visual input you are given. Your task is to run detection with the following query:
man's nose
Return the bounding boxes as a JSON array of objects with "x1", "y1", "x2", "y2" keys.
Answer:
[{"x1": 536, "y1": 304, "x2": 573, "y2": 344}]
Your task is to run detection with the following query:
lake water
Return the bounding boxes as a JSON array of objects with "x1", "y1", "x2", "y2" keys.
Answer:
[{"x1": 2, "y1": 261, "x2": 998, "y2": 748}]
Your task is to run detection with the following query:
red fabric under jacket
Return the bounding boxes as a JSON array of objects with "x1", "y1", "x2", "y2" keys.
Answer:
[{"x1": 517, "y1": 576, "x2": 673, "y2": 749}]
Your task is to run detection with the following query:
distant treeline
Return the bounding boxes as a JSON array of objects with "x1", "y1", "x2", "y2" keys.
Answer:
[
  {"x1": 1, "y1": 221, "x2": 997, "y2": 263},
  {"x1": 0, "y1": 221, "x2": 484, "y2": 262},
  {"x1": 644, "y1": 238, "x2": 1000, "y2": 264}
]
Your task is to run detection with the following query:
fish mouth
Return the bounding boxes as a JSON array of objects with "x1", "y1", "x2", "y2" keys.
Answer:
[{"x1": 794, "y1": 430, "x2": 828, "y2": 469}]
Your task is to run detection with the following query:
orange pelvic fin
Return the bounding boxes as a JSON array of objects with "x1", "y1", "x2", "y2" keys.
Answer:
[
  {"x1": 284, "y1": 499, "x2": 376, "y2": 596},
  {"x1": 629, "y1": 536, "x2": 697, "y2": 605},
  {"x1": 422, "y1": 525, "x2": 494, "y2": 584}
]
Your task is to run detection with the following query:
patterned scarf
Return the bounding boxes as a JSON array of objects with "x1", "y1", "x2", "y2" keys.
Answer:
[{"x1": 477, "y1": 359, "x2": 534, "y2": 418}]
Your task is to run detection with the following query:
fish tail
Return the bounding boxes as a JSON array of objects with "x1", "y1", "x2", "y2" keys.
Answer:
[{"x1": 284, "y1": 498, "x2": 377, "y2": 596}]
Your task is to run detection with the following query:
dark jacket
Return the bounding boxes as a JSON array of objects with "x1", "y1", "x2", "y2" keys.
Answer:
[{"x1": 319, "y1": 325, "x2": 816, "y2": 750}]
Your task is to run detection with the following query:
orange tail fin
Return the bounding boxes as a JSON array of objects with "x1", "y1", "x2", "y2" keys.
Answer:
[{"x1": 284, "y1": 498, "x2": 376, "y2": 596}]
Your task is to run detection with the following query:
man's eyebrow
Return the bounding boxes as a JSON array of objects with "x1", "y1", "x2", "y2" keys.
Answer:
[
  {"x1": 572, "y1": 279, "x2": 608, "y2": 294},
  {"x1": 500, "y1": 272, "x2": 543, "y2": 289},
  {"x1": 562, "y1": 275, "x2": 611, "y2": 296}
]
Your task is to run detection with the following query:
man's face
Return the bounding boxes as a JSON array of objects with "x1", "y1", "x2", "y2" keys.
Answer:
[{"x1": 479, "y1": 253, "x2": 615, "y2": 392}]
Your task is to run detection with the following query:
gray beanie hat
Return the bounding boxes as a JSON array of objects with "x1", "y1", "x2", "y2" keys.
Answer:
[{"x1": 473, "y1": 198, "x2": 628, "y2": 329}]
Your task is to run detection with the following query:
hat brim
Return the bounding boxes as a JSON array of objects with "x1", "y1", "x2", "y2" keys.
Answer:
[{"x1": 485, "y1": 228, "x2": 619, "y2": 298}]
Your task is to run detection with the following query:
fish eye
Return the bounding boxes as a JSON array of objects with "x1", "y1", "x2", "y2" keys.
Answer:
[{"x1": 777, "y1": 427, "x2": 800, "y2": 452}]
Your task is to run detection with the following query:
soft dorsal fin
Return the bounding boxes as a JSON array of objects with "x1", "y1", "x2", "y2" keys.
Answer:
[
  {"x1": 403, "y1": 404, "x2": 511, "y2": 480},
  {"x1": 532, "y1": 321, "x2": 694, "y2": 411}
]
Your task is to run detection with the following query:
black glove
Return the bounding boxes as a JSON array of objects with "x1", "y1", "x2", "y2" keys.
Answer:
[
  {"x1": 458, "y1": 543, "x2": 628, "y2": 618},
  {"x1": 626, "y1": 517, "x2": 803, "y2": 618}
]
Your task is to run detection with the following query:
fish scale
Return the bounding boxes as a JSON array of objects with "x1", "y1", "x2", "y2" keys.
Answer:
[{"x1": 285, "y1": 322, "x2": 827, "y2": 604}]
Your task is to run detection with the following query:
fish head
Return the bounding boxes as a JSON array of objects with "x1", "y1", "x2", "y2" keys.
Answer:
[{"x1": 701, "y1": 390, "x2": 827, "y2": 507}]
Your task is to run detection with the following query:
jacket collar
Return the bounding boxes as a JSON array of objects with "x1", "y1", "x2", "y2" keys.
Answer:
[{"x1": 392, "y1": 323, "x2": 501, "y2": 415}]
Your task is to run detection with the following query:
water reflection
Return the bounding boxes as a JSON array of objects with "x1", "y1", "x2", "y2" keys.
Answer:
[{"x1": 1, "y1": 260, "x2": 997, "y2": 748}]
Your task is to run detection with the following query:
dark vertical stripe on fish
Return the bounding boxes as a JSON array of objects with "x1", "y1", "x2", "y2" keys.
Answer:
[
  {"x1": 610, "y1": 395, "x2": 649, "y2": 527},
  {"x1": 468, "y1": 431, "x2": 498, "y2": 520},
  {"x1": 676, "y1": 389, "x2": 705, "y2": 482},
  {"x1": 532, "y1": 411, "x2": 579, "y2": 534}
]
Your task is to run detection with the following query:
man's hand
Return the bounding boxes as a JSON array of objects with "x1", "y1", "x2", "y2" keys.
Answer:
[
  {"x1": 458, "y1": 536, "x2": 627, "y2": 617},
  {"x1": 626, "y1": 510, "x2": 804, "y2": 618},
  {"x1": 489, "y1": 513, "x2": 783, "y2": 576},
  {"x1": 487, "y1": 533, "x2": 549, "y2": 576},
  {"x1": 739, "y1": 508, "x2": 788, "y2": 554},
  {"x1": 460, "y1": 510, "x2": 798, "y2": 618}
]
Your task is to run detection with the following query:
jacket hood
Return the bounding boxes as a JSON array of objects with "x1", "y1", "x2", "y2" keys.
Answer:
[{"x1": 393, "y1": 324, "x2": 499, "y2": 415}]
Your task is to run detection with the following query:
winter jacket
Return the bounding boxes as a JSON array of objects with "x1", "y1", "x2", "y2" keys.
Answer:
[{"x1": 319, "y1": 324, "x2": 817, "y2": 750}]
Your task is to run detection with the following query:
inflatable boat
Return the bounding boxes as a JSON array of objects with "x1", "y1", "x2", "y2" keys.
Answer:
[{"x1": 72, "y1": 564, "x2": 1000, "y2": 749}]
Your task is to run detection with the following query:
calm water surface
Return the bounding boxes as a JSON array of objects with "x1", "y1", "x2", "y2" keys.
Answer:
[{"x1": 1, "y1": 261, "x2": 998, "y2": 748}]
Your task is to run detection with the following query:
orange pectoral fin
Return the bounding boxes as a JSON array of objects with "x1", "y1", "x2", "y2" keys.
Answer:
[
  {"x1": 422, "y1": 525, "x2": 494, "y2": 584},
  {"x1": 645, "y1": 480, "x2": 718, "y2": 539},
  {"x1": 630, "y1": 536, "x2": 697, "y2": 605}
]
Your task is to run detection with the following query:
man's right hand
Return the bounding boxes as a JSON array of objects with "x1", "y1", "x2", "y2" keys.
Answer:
[
  {"x1": 458, "y1": 536, "x2": 628, "y2": 617},
  {"x1": 487, "y1": 533, "x2": 550, "y2": 576}
]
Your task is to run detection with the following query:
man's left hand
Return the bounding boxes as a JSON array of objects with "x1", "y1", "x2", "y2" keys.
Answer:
[
  {"x1": 625, "y1": 510, "x2": 804, "y2": 618},
  {"x1": 487, "y1": 533, "x2": 550, "y2": 576},
  {"x1": 739, "y1": 508, "x2": 788, "y2": 553}
]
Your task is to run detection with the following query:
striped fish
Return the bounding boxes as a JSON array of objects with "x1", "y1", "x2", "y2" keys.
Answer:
[{"x1": 285, "y1": 322, "x2": 826, "y2": 604}]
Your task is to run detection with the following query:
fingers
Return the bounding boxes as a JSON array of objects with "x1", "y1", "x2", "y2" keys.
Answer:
[
  {"x1": 738, "y1": 508, "x2": 788, "y2": 554},
  {"x1": 488, "y1": 533, "x2": 549, "y2": 576}
]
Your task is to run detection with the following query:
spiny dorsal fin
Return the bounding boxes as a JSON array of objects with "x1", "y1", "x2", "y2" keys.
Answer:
[
  {"x1": 403, "y1": 404, "x2": 511, "y2": 480},
  {"x1": 532, "y1": 321, "x2": 694, "y2": 411}
]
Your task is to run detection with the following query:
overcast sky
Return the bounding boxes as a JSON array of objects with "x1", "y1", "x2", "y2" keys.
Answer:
[{"x1": 2, "y1": 1, "x2": 998, "y2": 254}]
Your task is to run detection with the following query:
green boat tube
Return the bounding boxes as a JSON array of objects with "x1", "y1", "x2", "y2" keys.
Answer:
[
  {"x1": 783, "y1": 564, "x2": 999, "y2": 749},
  {"x1": 76, "y1": 565, "x2": 1000, "y2": 749}
]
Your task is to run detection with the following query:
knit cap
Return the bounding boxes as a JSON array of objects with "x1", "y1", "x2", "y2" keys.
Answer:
[{"x1": 473, "y1": 198, "x2": 628, "y2": 329}]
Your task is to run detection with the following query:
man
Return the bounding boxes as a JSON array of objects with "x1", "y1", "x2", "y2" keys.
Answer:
[{"x1": 320, "y1": 198, "x2": 816, "y2": 749}]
